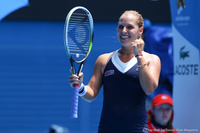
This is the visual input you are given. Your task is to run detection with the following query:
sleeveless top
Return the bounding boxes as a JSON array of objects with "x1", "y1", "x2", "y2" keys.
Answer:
[{"x1": 98, "y1": 50, "x2": 148, "y2": 133}]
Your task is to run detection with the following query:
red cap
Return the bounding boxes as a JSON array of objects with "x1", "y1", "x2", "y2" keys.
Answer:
[
  {"x1": 148, "y1": 94, "x2": 174, "y2": 123},
  {"x1": 152, "y1": 94, "x2": 173, "y2": 107}
]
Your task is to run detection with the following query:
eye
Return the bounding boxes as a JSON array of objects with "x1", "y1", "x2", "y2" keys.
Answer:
[
  {"x1": 118, "y1": 25, "x2": 124, "y2": 29},
  {"x1": 126, "y1": 25, "x2": 134, "y2": 30},
  {"x1": 157, "y1": 107, "x2": 172, "y2": 112}
]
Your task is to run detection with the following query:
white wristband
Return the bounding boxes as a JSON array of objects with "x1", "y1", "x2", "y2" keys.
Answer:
[{"x1": 78, "y1": 83, "x2": 87, "y2": 96}]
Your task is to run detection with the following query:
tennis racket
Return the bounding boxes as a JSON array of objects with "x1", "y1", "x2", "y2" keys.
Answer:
[{"x1": 64, "y1": 6, "x2": 94, "y2": 118}]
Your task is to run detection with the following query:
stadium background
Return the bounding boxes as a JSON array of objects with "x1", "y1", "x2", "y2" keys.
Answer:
[{"x1": 0, "y1": 0, "x2": 172, "y2": 132}]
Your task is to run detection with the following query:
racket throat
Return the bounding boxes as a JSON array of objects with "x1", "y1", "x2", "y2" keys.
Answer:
[
  {"x1": 77, "y1": 63, "x2": 84, "y2": 75},
  {"x1": 70, "y1": 58, "x2": 76, "y2": 74}
]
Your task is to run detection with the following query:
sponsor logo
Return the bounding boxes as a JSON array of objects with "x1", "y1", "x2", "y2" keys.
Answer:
[
  {"x1": 175, "y1": 46, "x2": 199, "y2": 75},
  {"x1": 161, "y1": 96, "x2": 168, "y2": 99},
  {"x1": 175, "y1": 0, "x2": 190, "y2": 26},
  {"x1": 177, "y1": 0, "x2": 186, "y2": 15},
  {"x1": 175, "y1": 64, "x2": 198, "y2": 75},
  {"x1": 104, "y1": 70, "x2": 114, "y2": 77},
  {"x1": 180, "y1": 46, "x2": 189, "y2": 60}
]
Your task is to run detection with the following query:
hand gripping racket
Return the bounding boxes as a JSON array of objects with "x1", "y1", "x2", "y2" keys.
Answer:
[{"x1": 64, "y1": 6, "x2": 94, "y2": 118}]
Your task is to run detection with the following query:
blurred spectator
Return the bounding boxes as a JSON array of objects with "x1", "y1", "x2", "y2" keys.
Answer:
[
  {"x1": 147, "y1": 94, "x2": 177, "y2": 133},
  {"x1": 144, "y1": 25, "x2": 173, "y2": 99}
]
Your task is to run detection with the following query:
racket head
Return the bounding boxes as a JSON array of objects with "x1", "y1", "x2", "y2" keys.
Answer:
[{"x1": 64, "y1": 6, "x2": 94, "y2": 63}]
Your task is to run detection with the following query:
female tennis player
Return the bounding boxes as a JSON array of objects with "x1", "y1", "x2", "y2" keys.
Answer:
[{"x1": 69, "y1": 10, "x2": 161, "y2": 133}]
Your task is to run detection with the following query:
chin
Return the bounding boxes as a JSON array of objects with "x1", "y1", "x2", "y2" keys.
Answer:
[
  {"x1": 162, "y1": 118, "x2": 170, "y2": 123},
  {"x1": 120, "y1": 41, "x2": 130, "y2": 45}
]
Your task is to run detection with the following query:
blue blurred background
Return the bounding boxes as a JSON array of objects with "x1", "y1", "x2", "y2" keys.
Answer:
[{"x1": 0, "y1": 0, "x2": 173, "y2": 132}]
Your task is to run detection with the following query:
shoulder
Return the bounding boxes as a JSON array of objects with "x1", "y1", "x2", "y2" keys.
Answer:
[
  {"x1": 143, "y1": 51, "x2": 160, "y2": 64},
  {"x1": 143, "y1": 51, "x2": 160, "y2": 60},
  {"x1": 95, "y1": 52, "x2": 115, "y2": 73},
  {"x1": 96, "y1": 52, "x2": 114, "y2": 63}
]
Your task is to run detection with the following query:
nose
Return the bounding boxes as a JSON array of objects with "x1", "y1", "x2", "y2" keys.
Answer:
[
  {"x1": 122, "y1": 27, "x2": 127, "y2": 32},
  {"x1": 163, "y1": 108, "x2": 171, "y2": 114}
]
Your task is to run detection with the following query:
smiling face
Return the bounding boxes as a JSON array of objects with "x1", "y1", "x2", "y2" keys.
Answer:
[
  {"x1": 117, "y1": 12, "x2": 143, "y2": 47},
  {"x1": 152, "y1": 103, "x2": 173, "y2": 126}
]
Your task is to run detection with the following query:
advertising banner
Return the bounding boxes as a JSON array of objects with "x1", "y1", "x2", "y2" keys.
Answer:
[{"x1": 169, "y1": 0, "x2": 200, "y2": 131}]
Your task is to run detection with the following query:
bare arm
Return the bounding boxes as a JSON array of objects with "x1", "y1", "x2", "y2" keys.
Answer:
[
  {"x1": 82, "y1": 53, "x2": 113, "y2": 102},
  {"x1": 132, "y1": 39, "x2": 161, "y2": 95},
  {"x1": 81, "y1": 55, "x2": 104, "y2": 102},
  {"x1": 137, "y1": 53, "x2": 161, "y2": 95},
  {"x1": 69, "y1": 53, "x2": 113, "y2": 102}
]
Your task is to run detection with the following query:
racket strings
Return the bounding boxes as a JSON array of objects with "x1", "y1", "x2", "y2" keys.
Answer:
[{"x1": 67, "y1": 10, "x2": 91, "y2": 61}]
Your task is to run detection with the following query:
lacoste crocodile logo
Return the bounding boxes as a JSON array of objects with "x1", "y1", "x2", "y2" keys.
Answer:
[{"x1": 180, "y1": 46, "x2": 189, "y2": 60}]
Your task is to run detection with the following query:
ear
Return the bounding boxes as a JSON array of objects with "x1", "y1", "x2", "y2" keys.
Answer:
[
  {"x1": 139, "y1": 27, "x2": 143, "y2": 34},
  {"x1": 138, "y1": 27, "x2": 143, "y2": 37}
]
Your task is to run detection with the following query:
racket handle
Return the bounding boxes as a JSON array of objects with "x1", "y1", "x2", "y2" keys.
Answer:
[{"x1": 71, "y1": 84, "x2": 79, "y2": 118}]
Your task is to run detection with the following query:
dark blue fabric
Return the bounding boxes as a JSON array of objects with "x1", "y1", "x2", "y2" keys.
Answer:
[
  {"x1": 144, "y1": 25, "x2": 173, "y2": 85},
  {"x1": 144, "y1": 25, "x2": 173, "y2": 98},
  {"x1": 98, "y1": 59, "x2": 148, "y2": 133}
]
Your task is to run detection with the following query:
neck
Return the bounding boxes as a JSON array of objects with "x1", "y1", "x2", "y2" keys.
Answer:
[
  {"x1": 118, "y1": 49, "x2": 135, "y2": 63},
  {"x1": 152, "y1": 119, "x2": 170, "y2": 129},
  {"x1": 119, "y1": 47, "x2": 134, "y2": 55}
]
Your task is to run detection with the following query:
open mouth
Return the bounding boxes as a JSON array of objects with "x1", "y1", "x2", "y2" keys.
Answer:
[{"x1": 120, "y1": 35, "x2": 129, "y2": 40}]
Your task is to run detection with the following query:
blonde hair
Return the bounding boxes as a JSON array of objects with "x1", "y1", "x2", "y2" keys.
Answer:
[
  {"x1": 120, "y1": 10, "x2": 144, "y2": 44},
  {"x1": 122, "y1": 10, "x2": 144, "y2": 29}
]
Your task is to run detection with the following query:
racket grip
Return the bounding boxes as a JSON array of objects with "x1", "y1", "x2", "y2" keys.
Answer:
[{"x1": 71, "y1": 84, "x2": 79, "y2": 118}]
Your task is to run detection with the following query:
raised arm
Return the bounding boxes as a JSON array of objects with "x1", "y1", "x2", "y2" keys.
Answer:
[{"x1": 137, "y1": 53, "x2": 161, "y2": 95}]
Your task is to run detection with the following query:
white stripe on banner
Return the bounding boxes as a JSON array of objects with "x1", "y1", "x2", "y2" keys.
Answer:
[
  {"x1": 172, "y1": 24, "x2": 200, "y2": 130},
  {"x1": 170, "y1": 0, "x2": 200, "y2": 131}
]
